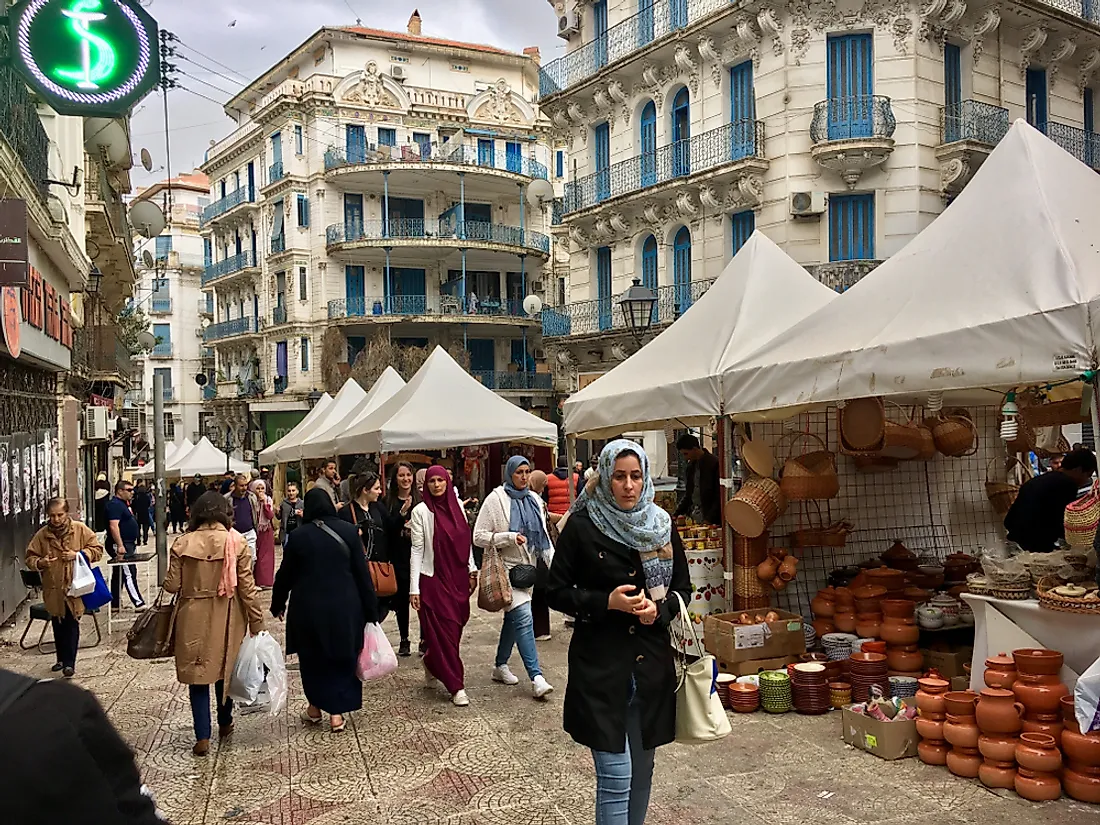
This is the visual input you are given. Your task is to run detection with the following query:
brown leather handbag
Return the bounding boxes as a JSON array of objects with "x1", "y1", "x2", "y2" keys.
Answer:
[
  {"x1": 349, "y1": 502, "x2": 398, "y2": 598},
  {"x1": 126, "y1": 590, "x2": 178, "y2": 660}
]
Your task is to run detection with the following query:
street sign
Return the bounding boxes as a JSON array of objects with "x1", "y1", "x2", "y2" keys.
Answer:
[{"x1": 7, "y1": 0, "x2": 160, "y2": 118}]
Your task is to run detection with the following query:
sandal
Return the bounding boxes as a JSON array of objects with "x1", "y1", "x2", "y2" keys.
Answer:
[
  {"x1": 300, "y1": 709, "x2": 322, "y2": 725},
  {"x1": 330, "y1": 716, "x2": 346, "y2": 733}
]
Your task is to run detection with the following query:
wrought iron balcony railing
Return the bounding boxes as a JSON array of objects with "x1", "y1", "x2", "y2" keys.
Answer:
[
  {"x1": 324, "y1": 142, "x2": 549, "y2": 180},
  {"x1": 539, "y1": 0, "x2": 734, "y2": 99},
  {"x1": 810, "y1": 96, "x2": 896, "y2": 143},
  {"x1": 326, "y1": 219, "x2": 550, "y2": 255},
  {"x1": 327, "y1": 294, "x2": 532, "y2": 320},
  {"x1": 1034, "y1": 0, "x2": 1100, "y2": 26},
  {"x1": 203, "y1": 316, "x2": 257, "y2": 342},
  {"x1": 199, "y1": 296, "x2": 214, "y2": 316},
  {"x1": 272, "y1": 306, "x2": 287, "y2": 325},
  {"x1": 150, "y1": 342, "x2": 173, "y2": 358},
  {"x1": 807, "y1": 260, "x2": 883, "y2": 293},
  {"x1": 202, "y1": 250, "x2": 257, "y2": 285},
  {"x1": 271, "y1": 234, "x2": 286, "y2": 254},
  {"x1": 269, "y1": 161, "x2": 285, "y2": 184},
  {"x1": 148, "y1": 387, "x2": 176, "y2": 402},
  {"x1": 274, "y1": 375, "x2": 288, "y2": 395},
  {"x1": 472, "y1": 371, "x2": 553, "y2": 392},
  {"x1": 200, "y1": 187, "x2": 253, "y2": 225},
  {"x1": 86, "y1": 327, "x2": 132, "y2": 378},
  {"x1": 940, "y1": 100, "x2": 1010, "y2": 146},
  {"x1": 551, "y1": 198, "x2": 564, "y2": 226},
  {"x1": 564, "y1": 119, "x2": 764, "y2": 214},
  {"x1": 203, "y1": 384, "x2": 218, "y2": 400},
  {"x1": 0, "y1": 56, "x2": 50, "y2": 200},
  {"x1": 1040, "y1": 121, "x2": 1100, "y2": 171},
  {"x1": 542, "y1": 277, "x2": 716, "y2": 337},
  {"x1": 150, "y1": 297, "x2": 172, "y2": 314}
]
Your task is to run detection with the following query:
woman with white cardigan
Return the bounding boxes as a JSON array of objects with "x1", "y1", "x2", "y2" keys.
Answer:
[{"x1": 473, "y1": 455, "x2": 555, "y2": 700}]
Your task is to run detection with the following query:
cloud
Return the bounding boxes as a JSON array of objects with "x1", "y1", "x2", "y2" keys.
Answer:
[{"x1": 130, "y1": 0, "x2": 560, "y2": 186}]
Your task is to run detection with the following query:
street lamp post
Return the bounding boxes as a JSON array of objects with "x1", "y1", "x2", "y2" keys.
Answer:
[{"x1": 619, "y1": 278, "x2": 658, "y2": 344}]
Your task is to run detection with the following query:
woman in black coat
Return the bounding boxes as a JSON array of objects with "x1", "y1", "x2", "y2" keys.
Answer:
[
  {"x1": 340, "y1": 470, "x2": 401, "y2": 611},
  {"x1": 546, "y1": 439, "x2": 689, "y2": 825},
  {"x1": 384, "y1": 461, "x2": 419, "y2": 657},
  {"x1": 271, "y1": 488, "x2": 378, "y2": 732}
]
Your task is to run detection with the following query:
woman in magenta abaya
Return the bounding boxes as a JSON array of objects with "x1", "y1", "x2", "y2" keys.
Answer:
[
  {"x1": 250, "y1": 479, "x2": 276, "y2": 588},
  {"x1": 409, "y1": 465, "x2": 478, "y2": 707}
]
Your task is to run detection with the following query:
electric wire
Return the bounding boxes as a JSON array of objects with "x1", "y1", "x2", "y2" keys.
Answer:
[
  {"x1": 176, "y1": 68, "x2": 240, "y2": 99},
  {"x1": 174, "y1": 52, "x2": 246, "y2": 91},
  {"x1": 167, "y1": 34, "x2": 251, "y2": 82}
]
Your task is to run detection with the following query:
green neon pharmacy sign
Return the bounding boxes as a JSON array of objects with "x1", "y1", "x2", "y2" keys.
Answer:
[{"x1": 8, "y1": 0, "x2": 160, "y2": 117}]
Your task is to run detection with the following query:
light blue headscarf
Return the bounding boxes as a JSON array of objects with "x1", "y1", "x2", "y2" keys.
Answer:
[{"x1": 503, "y1": 455, "x2": 551, "y2": 558}]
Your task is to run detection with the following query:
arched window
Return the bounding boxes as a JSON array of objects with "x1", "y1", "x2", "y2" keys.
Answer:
[
  {"x1": 673, "y1": 226, "x2": 692, "y2": 314},
  {"x1": 671, "y1": 87, "x2": 691, "y2": 177},
  {"x1": 641, "y1": 234, "x2": 658, "y2": 323},
  {"x1": 640, "y1": 101, "x2": 657, "y2": 187}
]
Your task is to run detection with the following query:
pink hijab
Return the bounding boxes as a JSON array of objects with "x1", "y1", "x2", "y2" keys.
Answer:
[{"x1": 422, "y1": 465, "x2": 469, "y2": 568}]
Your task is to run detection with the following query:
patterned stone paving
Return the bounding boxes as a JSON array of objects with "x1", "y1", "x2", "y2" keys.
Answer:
[{"x1": 2, "y1": 588, "x2": 1098, "y2": 825}]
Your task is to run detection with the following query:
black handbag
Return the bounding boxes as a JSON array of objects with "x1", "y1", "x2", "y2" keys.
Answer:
[{"x1": 508, "y1": 563, "x2": 538, "y2": 590}]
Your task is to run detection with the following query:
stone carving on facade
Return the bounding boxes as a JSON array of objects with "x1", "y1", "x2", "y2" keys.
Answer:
[
  {"x1": 639, "y1": 64, "x2": 664, "y2": 111},
  {"x1": 971, "y1": 8, "x2": 1001, "y2": 66},
  {"x1": 1049, "y1": 38, "x2": 1078, "y2": 81},
  {"x1": 725, "y1": 174, "x2": 765, "y2": 210},
  {"x1": 1019, "y1": 26, "x2": 1049, "y2": 79},
  {"x1": 675, "y1": 190, "x2": 698, "y2": 219},
  {"x1": 593, "y1": 217, "x2": 612, "y2": 242},
  {"x1": 1079, "y1": 49, "x2": 1100, "y2": 95},
  {"x1": 732, "y1": 14, "x2": 762, "y2": 69},
  {"x1": 608, "y1": 212, "x2": 630, "y2": 236},
  {"x1": 567, "y1": 101, "x2": 586, "y2": 124},
  {"x1": 593, "y1": 88, "x2": 614, "y2": 129},
  {"x1": 939, "y1": 0, "x2": 966, "y2": 26},
  {"x1": 344, "y1": 61, "x2": 399, "y2": 108},
  {"x1": 551, "y1": 109, "x2": 571, "y2": 130},
  {"x1": 918, "y1": 20, "x2": 945, "y2": 46},
  {"x1": 789, "y1": 0, "x2": 841, "y2": 33},
  {"x1": 607, "y1": 80, "x2": 629, "y2": 126},
  {"x1": 940, "y1": 157, "x2": 970, "y2": 194},
  {"x1": 790, "y1": 28, "x2": 812, "y2": 65},
  {"x1": 698, "y1": 185, "x2": 722, "y2": 211},
  {"x1": 673, "y1": 45, "x2": 700, "y2": 95},
  {"x1": 568, "y1": 225, "x2": 589, "y2": 249},
  {"x1": 475, "y1": 78, "x2": 520, "y2": 124},
  {"x1": 891, "y1": 16, "x2": 913, "y2": 54},
  {"x1": 698, "y1": 36, "x2": 722, "y2": 89},
  {"x1": 757, "y1": 8, "x2": 784, "y2": 57},
  {"x1": 641, "y1": 201, "x2": 664, "y2": 229}
]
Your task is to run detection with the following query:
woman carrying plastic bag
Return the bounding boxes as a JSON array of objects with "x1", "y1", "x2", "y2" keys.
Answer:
[
  {"x1": 228, "y1": 630, "x2": 288, "y2": 714},
  {"x1": 357, "y1": 623, "x2": 398, "y2": 682}
]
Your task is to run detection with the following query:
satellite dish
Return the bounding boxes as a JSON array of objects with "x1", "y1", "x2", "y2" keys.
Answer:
[
  {"x1": 523, "y1": 294, "x2": 543, "y2": 316},
  {"x1": 129, "y1": 201, "x2": 166, "y2": 237},
  {"x1": 84, "y1": 118, "x2": 130, "y2": 167},
  {"x1": 142, "y1": 250, "x2": 155, "y2": 269},
  {"x1": 526, "y1": 178, "x2": 555, "y2": 207},
  {"x1": 140, "y1": 148, "x2": 153, "y2": 172},
  {"x1": 136, "y1": 330, "x2": 157, "y2": 350},
  {"x1": 195, "y1": 373, "x2": 208, "y2": 387}
]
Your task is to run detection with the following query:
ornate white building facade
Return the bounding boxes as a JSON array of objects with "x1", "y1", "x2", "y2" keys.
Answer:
[{"x1": 198, "y1": 15, "x2": 563, "y2": 457}]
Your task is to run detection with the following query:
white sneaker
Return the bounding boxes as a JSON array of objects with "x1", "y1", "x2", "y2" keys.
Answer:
[
  {"x1": 492, "y1": 665, "x2": 520, "y2": 685},
  {"x1": 533, "y1": 675, "x2": 554, "y2": 699},
  {"x1": 452, "y1": 690, "x2": 470, "y2": 707},
  {"x1": 535, "y1": 634, "x2": 552, "y2": 641}
]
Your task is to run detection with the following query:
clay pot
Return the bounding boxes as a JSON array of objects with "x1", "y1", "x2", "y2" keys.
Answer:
[
  {"x1": 1062, "y1": 725, "x2": 1100, "y2": 768},
  {"x1": 1061, "y1": 695, "x2": 1076, "y2": 724},
  {"x1": 886, "y1": 645, "x2": 923, "y2": 673},
  {"x1": 904, "y1": 587, "x2": 932, "y2": 603},
  {"x1": 851, "y1": 584, "x2": 888, "y2": 601},
  {"x1": 771, "y1": 575, "x2": 788, "y2": 591},
  {"x1": 918, "y1": 739, "x2": 950, "y2": 766},
  {"x1": 916, "y1": 716, "x2": 945, "y2": 740},
  {"x1": 812, "y1": 618, "x2": 836, "y2": 637},
  {"x1": 979, "y1": 759, "x2": 1018, "y2": 790},
  {"x1": 1013, "y1": 648, "x2": 1064, "y2": 676},
  {"x1": 855, "y1": 614, "x2": 882, "y2": 639},
  {"x1": 1016, "y1": 733, "x2": 1063, "y2": 773},
  {"x1": 944, "y1": 690, "x2": 979, "y2": 717},
  {"x1": 861, "y1": 640, "x2": 887, "y2": 655},
  {"x1": 834, "y1": 588, "x2": 855, "y2": 610},
  {"x1": 756, "y1": 555, "x2": 780, "y2": 582},
  {"x1": 865, "y1": 566, "x2": 906, "y2": 592},
  {"x1": 917, "y1": 677, "x2": 951, "y2": 715},
  {"x1": 1015, "y1": 767, "x2": 1062, "y2": 802},
  {"x1": 978, "y1": 734, "x2": 1018, "y2": 762},
  {"x1": 881, "y1": 599, "x2": 917, "y2": 619},
  {"x1": 854, "y1": 597, "x2": 884, "y2": 614},
  {"x1": 1064, "y1": 765, "x2": 1100, "y2": 804},
  {"x1": 975, "y1": 688, "x2": 1025, "y2": 735},
  {"x1": 947, "y1": 746, "x2": 982, "y2": 778},
  {"x1": 811, "y1": 593, "x2": 836, "y2": 618},
  {"x1": 879, "y1": 618, "x2": 920, "y2": 646},
  {"x1": 944, "y1": 713, "x2": 980, "y2": 749},
  {"x1": 882, "y1": 540, "x2": 916, "y2": 566},
  {"x1": 1022, "y1": 713, "x2": 1063, "y2": 747},
  {"x1": 1013, "y1": 673, "x2": 1070, "y2": 716},
  {"x1": 779, "y1": 555, "x2": 799, "y2": 580},
  {"x1": 832, "y1": 610, "x2": 856, "y2": 633},
  {"x1": 983, "y1": 652, "x2": 1018, "y2": 690},
  {"x1": 943, "y1": 552, "x2": 980, "y2": 581}
]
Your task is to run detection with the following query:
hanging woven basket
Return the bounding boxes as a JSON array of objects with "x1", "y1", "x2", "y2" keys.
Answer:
[
  {"x1": 777, "y1": 432, "x2": 840, "y2": 501},
  {"x1": 1064, "y1": 481, "x2": 1100, "y2": 549},
  {"x1": 984, "y1": 456, "x2": 1032, "y2": 516},
  {"x1": 930, "y1": 410, "x2": 978, "y2": 457}
]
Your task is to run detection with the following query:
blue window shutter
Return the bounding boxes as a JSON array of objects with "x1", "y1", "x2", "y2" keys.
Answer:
[
  {"x1": 271, "y1": 131, "x2": 282, "y2": 164},
  {"x1": 829, "y1": 193, "x2": 875, "y2": 263},
  {"x1": 673, "y1": 226, "x2": 692, "y2": 312},
  {"x1": 346, "y1": 125, "x2": 366, "y2": 162},
  {"x1": 944, "y1": 43, "x2": 962, "y2": 142},
  {"x1": 301, "y1": 337, "x2": 310, "y2": 371},
  {"x1": 155, "y1": 235, "x2": 172, "y2": 260},
  {"x1": 203, "y1": 238, "x2": 212, "y2": 266},
  {"x1": 153, "y1": 323, "x2": 171, "y2": 345},
  {"x1": 596, "y1": 246, "x2": 612, "y2": 331},
  {"x1": 730, "y1": 62, "x2": 756, "y2": 158},
  {"x1": 413, "y1": 132, "x2": 431, "y2": 158},
  {"x1": 378, "y1": 127, "x2": 397, "y2": 147},
  {"x1": 477, "y1": 138, "x2": 495, "y2": 166},
  {"x1": 641, "y1": 235, "x2": 658, "y2": 324},
  {"x1": 638, "y1": 0, "x2": 654, "y2": 46},
  {"x1": 594, "y1": 122, "x2": 610, "y2": 200},
  {"x1": 731, "y1": 212, "x2": 754, "y2": 256},
  {"x1": 555, "y1": 150, "x2": 564, "y2": 178},
  {"x1": 671, "y1": 88, "x2": 691, "y2": 176},
  {"x1": 640, "y1": 101, "x2": 656, "y2": 186},
  {"x1": 295, "y1": 125, "x2": 304, "y2": 154},
  {"x1": 297, "y1": 195, "x2": 310, "y2": 227},
  {"x1": 1026, "y1": 69, "x2": 1048, "y2": 129},
  {"x1": 593, "y1": 0, "x2": 608, "y2": 68},
  {"x1": 827, "y1": 34, "x2": 874, "y2": 139}
]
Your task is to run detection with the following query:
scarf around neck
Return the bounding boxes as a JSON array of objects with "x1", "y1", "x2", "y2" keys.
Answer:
[{"x1": 503, "y1": 455, "x2": 550, "y2": 558}]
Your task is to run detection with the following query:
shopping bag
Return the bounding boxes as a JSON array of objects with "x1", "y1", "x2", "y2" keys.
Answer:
[
  {"x1": 80, "y1": 564, "x2": 111, "y2": 611},
  {"x1": 671, "y1": 591, "x2": 731, "y2": 744},
  {"x1": 68, "y1": 552, "x2": 96, "y2": 597},
  {"x1": 1074, "y1": 653, "x2": 1100, "y2": 734},
  {"x1": 357, "y1": 623, "x2": 398, "y2": 682},
  {"x1": 477, "y1": 544, "x2": 512, "y2": 613},
  {"x1": 228, "y1": 631, "x2": 287, "y2": 715},
  {"x1": 125, "y1": 591, "x2": 177, "y2": 660}
]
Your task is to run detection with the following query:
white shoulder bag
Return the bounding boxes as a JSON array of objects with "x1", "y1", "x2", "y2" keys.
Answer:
[{"x1": 672, "y1": 591, "x2": 731, "y2": 743}]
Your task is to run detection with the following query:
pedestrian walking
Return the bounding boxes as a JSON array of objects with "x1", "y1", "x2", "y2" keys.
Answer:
[
  {"x1": 385, "y1": 461, "x2": 418, "y2": 657},
  {"x1": 276, "y1": 482, "x2": 304, "y2": 547},
  {"x1": 340, "y1": 470, "x2": 400, "y2": 622},
  {"x1": 219, "y1": 471, "x2": 235, "y2": 495},
  {"x1": 411, "y1": 466, "x2": 479, "y2": 707},
  {"x1": 270, "y1": 489, "x2": 377, "y2": 732},
  {"x1": 92, "y1": 472, "x2": 111, "y2": 541},
  {"x1": 169, "y1": 482, "x2": 186, "y2": 533},
  {"x1": 525, "y1": 469, "x2": 554, "y2": 642},
  {"x1": 24, "y1": 498, "x2": 104, "y2": 678},
  {"x1": 186, "y1": 473, "x2": 206, "y2": 513},
  {"x1": 546, "y1": 439, "x2": 690, "y2": 825},
  {"x1": 249, "y1": 479, "x2": 276, "y2": 589},
  {"x1": 225, "y1": 474, "x2": 260, "y2": 555},
  {"x1": 312, "y1": 460, "x2": 340, "y2": 508},
  {"x1": 106, "y1": 480, "x2": 146, "y2": 610},
  {"x1": 132, "y1": 482, "x2": 152, "y2": 545},
  {"x1": 473, "y1": 456, "x2": 554, "y2": 700},
  {"x1": 163, "y1": 492, "x2": 265, "y2": 757}
]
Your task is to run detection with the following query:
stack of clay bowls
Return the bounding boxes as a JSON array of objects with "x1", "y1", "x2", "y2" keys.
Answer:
[
  {"x1": 975, "y1": 686, "x2": 1026, "y2": 790},
  {"x1": 848, "y1": 651, "x2": 890, "y2": 703},
  {"x1": 791, "y1": 663, "x2": 830, "y2": 715},
  {"x1": 944, "y1": 691, "x2": 981, "y2": 778},
  {"x1": 1015, "y1": 733, "x2": 1063, "y2": 801},
  {"x1": 759, "y1": 670, "x2": 793, "y2": 713},
  {"x1": 1012, "y1": 649, "x2": 1070, "y2": 748},
  {"x1": 1061, "y1": 696, "x2": 1100, "y2": 803},
  {"x1": 728, "y1": 681, "x2": 761, "y2": 713},
  {"x1": 916, "y1": 675, "x2": 951, "y2": 766},
  {"x1": 716, "y1": 673, "x2": 736, "y2": 709},
  {"x1": 880, "y1": 599, "x2": 923, "y2": 677}
]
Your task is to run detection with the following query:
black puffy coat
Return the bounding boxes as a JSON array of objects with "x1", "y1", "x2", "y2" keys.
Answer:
[{"x1": 546, "y1": 509, "x2": 689, "y2": 753}]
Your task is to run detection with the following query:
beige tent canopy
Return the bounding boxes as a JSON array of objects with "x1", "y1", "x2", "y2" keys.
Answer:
[
  {"x1": 171, "y1": 437, "x2": 252, "y2": 479},
  {"x1": 281, "y1": 379, "x2": 367, "y2": 462},
  {"x1": 257, "y1": 392, "x2": 334, "y2": 464},
  {"x1": 305, "y1": 367, "x2": 407, "y2": 458},
  {"x1": 134, "y1": 438, "x2": 193, "y2": 479}
]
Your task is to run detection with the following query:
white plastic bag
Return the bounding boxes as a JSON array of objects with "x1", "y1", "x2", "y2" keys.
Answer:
[
  {"x1": 356, "y1": 623, "x2": 398, "y2": 682},
  {"x1": 67, "y1": 552, "x2": 96, "y2": 597},
  {"x1": 1074, "y1": 653, "x2": 1100, "y2": 734},
  {"x1": 228, "y1": 630, "x2": 287, "y2": 715}
]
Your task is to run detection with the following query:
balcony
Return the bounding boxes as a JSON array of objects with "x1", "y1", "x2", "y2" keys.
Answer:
[
  {"x1": 542, "y1": 278, "x2": 716, "y2": 338},
  {"x1": 0, "y1": 60, "x2": 50, "y2": 201},
  {"x1": 539, "y1": 0, "x2": 733, "y2": 99},
  {"x1": 202, "y1": 250, "x2": 257, "y2": 286},
  {"x1": 199, "y1": 296, "x2": 214, "y2": 317},
  {"x1": 564, "y1": 120, "x2": 765, "y2": 214},
  {"x1": 269, "y1": 161, "x2": 285, "y2": 184},
  {"x1": 150, "y1": 342, "x2": 173, "y2": 358},
  {"x1": 807, "y1": 260, "x2": 883, "y2": 293},
  {"x1": 327, "y1": 294, "x2": 533, "y2": 320},
  {"x1": 148, "y1": 387, "x2": 177, "y2": 403},
  {"x1": 149, "y1": 297, "x2": 173, "y2": 314},
  {"x1": 272, "y1": 306, "x2": 287, "y2": 325},
  {"x1": 324, "y1": 141, "x2": 549, "y2": 181},
  {"x1": 270, "y1": 234, "x2": 286, "y2": 255},
  {"x1": 473, "y1": 371, "x2": 553, "y2": 392},
  {"x1": 326, "y1": 219, "x2": 550, "y2": 257},
  {"x1": 936, "y1": 100, "x2": 1010, "y2": 196},
  {"x1": 86, "y1": 327, "x2": 133, "y2": 381},
  {"x1": 810, "y1": 96, "x2": 896, "y2": 188},
  {"x1": 1040, "y1": 122, "x2": 1100, "y2": 172},
  {"x1": 274, "y1": 375, "x2": 288, "y2": 395},
  {"x1": 1034, "y1": 0, "x2": 1100, "y2": 25},
  {"x1": 203, "y1": 384, "x2": 218, "y2": 400},
  {"x1": 203, "y1": 316, "x2": 257, "y2": 342},
  {"x1": 200, "y1": 187, "x2": 254, "y2": 226}
]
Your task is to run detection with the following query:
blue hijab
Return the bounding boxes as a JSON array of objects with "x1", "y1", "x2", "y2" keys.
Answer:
[{"x1": 503, "y1": 455, "x2": 551, "y2": 558}]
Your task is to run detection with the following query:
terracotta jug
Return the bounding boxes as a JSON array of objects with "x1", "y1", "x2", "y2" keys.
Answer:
[
  {"x1": 1063, "y1": 765, "x2": 1100, "y2": 804},
  {"x1": 978, "y1": 733, "x2": 1018, "y2": 763},
  {"x1": 881, "y1": 599, "x2": 916, "y2": 619},
  {"x1": 983, "y1": 652, "x2": 1017, "y2": 690},
  {"x1": 918, "y1": 739, "x2": 950, "y2": 766},
  {"x1": 947, "y1": 746, "x2": 982, "y2": 778},
  {"x1": 855, "y1": 614, "x2": 882, "y2": 639},
  {"x1": 812, "y1": 618, "x2": 836, "y2": 637},
  {"x1": 1061, "y1": 724, "x2": 1100, "y2": 769},
  {"x1": 879, "y1": 617, "x2": 920, "y2": 646},
  {"x1": 771, "y1": 575, "x2": 788, "y2": 591},
  {"x1": 811, "y1": 592, "x2": 836, "y2": 618},
  {"x1": 1013, "y1": 648, "x2": 1063, "y2": 676},
  {"x1": 1021, "y1": 713, "x2": 1063, "y2": 747},
  {"x1": 975, "y1": 688, "x2": 1025, "y2": 735},
  {"x1": 1016, "y1": 732, "x2": 1063, "y2": 773},
  {"x1": 944, "y1": 713, "x2": 980, "y2": 749},
  {"x1": 1013, "y1": 673, "x2": 1070, "y2": 715},
  {"x1": 943, "y1": 690, "x2": 979, "y2": 717},
  {"x1": 1015, "y1": 767, "x2": 1062, "y2": 802},
  {"x1": 833, "y1": 610, "x2": 856, "y2": 633},
  {"x1": 978, "y1": 759, "x2": 1017, "y2": 790},
  {"x1": 756, "y1": 555, "x2": 780, "y2": 582},
  {"x1": 779, "y1": 555, "x2": 799, "y2": 579},
  {"x1": 916, "y1": 677, "x2": 950, "y2": 716}
]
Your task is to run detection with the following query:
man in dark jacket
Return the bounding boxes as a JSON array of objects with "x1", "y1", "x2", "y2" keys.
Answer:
[
  {"x1": 0, "y1": 669, "x2": 163, "y2": 824},
  {"x1": 185, "y1": 473, "x2": 206, "y2": 512},
  {"x1": 1005, "y1": 447, "x2": 1097, "y2": 552},
  {"x1": 674, "y1": 433, "x2": 722, "y2": 525},
  {"x1": 131, "y1": 482, "x2": 152, "y2": 544}
]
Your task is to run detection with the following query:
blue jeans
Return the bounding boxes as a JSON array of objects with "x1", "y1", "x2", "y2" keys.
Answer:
[
  {"x1": 189, "y1": 681, "x2": 233, "y2": 741},
  {"x1": 591, "y1": 685, "x2": 655, "y2": 825},
  {"x1": 495, "y1": 601, "x2": 542, "y2": 679}
]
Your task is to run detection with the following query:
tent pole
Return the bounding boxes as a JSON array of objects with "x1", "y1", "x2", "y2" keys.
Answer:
[
  {"x1": 566, "y1": 435, "x2": 577, "y2": 505},
  {"x1": 1091, "y1": 377, "x2": 1100, "y2": 451},
  {"x1": 717, "y1": 414, "x2": 732, "y2": 613}
]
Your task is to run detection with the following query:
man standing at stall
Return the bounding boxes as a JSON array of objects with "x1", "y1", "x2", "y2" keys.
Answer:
[
  {"x1": 675, "y1": 433, "x2": 722, "y2": 526},
  {"x1": 1005, "y1": 447, "x2": 1097, "y2": 552}
]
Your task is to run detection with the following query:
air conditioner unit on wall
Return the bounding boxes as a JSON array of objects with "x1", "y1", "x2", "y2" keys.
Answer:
[
  {"x1": 558, "y1": 11, "x2": 580, "y2": 40},
  {"x1": 390, "y1": 65, "x2": 407, "y2": 82},
  {"x1": 84, "y1": 406, "x2": 109, "y2": 441},
  {"x1": 790, "y1": 191, "x2": 826, "y2": 217}
]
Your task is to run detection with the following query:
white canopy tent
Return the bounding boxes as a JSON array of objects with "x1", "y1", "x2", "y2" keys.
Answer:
[
  {"x1": 289, "y1": 379, "x2": 369, "y2": 461},
  {"x1": 720, "y1": 120, "x2": 1100, "y2": 420},
  {"x1": 133, "y1": 438, "x2": 192, "y2": 478},
  {"x1": 257, "y1": 392, "x2": 334, "y2": 464},
  {"x1": 305, "y1": 367, "x2": 407, "y2": 458},
  {"x1": 331, "y1": 347, "x2": 558, "y2": 453},
  {"x1": 171, "y1": 437, "x2": 252, "y2": 479},
  {"x1": 562, "y1": 232, "x2": 838, "y2": 437}
]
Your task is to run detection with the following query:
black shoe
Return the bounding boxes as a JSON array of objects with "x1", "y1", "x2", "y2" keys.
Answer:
[
  {"x1": 51, "y1": 662, "x2": 64, "y2": 673},
  {"x1": 398, "y1": 639, "x2": 411, "y2": 657},
  {"x1": 418, "y1": 639, "x2": 427, "y2": 657},
  {"x1": 62, "y1": 667, "x2": 74, "y2": 679}
]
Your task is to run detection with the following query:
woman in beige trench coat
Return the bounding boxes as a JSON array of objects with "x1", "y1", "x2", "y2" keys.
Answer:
[{"x1": 164, "y1": 492, "x2": 265, "y2": 756}]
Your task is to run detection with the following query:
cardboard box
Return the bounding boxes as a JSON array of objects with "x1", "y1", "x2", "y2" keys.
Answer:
[
  {"x1": 951, "y1": 676, "x2": 969, "y2": 691},
  {"x1": 716, "y1": 653, "x2": 798, "y2": 677},
  {"x1": 704, "y1": 610, "x2": 806, "y2": 665},
  {"x1": 921, "y1": 647, "x2": 973, "y2": 679},
  {"x1": 841, "y1": 702, "x2": 918, "y2": 761}
]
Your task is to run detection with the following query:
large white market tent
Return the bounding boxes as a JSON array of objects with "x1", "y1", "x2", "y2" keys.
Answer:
[
  {"x1": 133, "y1": 438, "x2": 192, "y2": 478},
  {"x1": 562, "y1": 231, "x2": 838, "y2": 438},
  {"x1": 171, "y1": 437, "x2": 252, "y2": 478},
  {"x1": 331, "y1": 347, "x2": 558, "y2": 453},
  {"x1": 720, "y1": 120, "x2": 1100, "y2": 420},
  {"x1": 306, "y1": 367, "x2": 407, "y2": 458},
  {"x1": 285, "y1": 379, "x2": 367, "y2": 461},
  {"x1": 257, "y1": 392, "x2": 334, "y2": 464}
]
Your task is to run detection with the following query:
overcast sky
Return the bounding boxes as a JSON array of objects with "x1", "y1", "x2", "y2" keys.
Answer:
[{"x1": 130, "y1": 0, "x2": 562, "y2": 188}]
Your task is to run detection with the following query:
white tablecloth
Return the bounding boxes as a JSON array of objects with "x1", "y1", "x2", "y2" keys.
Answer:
[{"x1": 962, "y1": 593, "x2": 1100, "y2": 692}]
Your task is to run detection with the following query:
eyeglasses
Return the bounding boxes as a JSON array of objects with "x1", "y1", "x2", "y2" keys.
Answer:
[{"x1": 121, "y1": 487, "x2": 134, "y2": 493}]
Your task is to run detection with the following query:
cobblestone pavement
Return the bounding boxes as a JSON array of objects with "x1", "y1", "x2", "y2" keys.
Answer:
[{"x1": 1, "y1": 588, "x2": 1097, "y2": 825}]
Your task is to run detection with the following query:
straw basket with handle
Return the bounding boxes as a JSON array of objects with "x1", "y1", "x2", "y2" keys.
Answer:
[
  {"x1": 879, "y1": 404, "x2": 927, "y2": 460},
  {"x1": 930, "y1": 409, "x2": 978, "y2": 457},
  {"x1": 777, "y1": 432, "x2": 839, "y2": 501},
  {"x1": 790, "y1": 500, "x2": 852, "y2": 548},
  {"x1": 725, "y1": 477, "x2": 786, "y2": 539},
  {"x1": 984, "y1": 456, "x2": 1032, "y2": 516},
  {"x1": 1064, "y1": 481, "x2": 1100, "y2": 549},
  {"x1": 1021, "y1": 397, "x2": 1087, "y2": 429},
  {"x1": 838, "y1": 398, "x2": 886, "y2": 455}
]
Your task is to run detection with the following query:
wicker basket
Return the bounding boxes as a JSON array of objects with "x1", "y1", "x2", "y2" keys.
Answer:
[
  {"x1": 789, "y1": 502, "x2": 852, "y2": 548},
  {"x1": 838, "y1": 398, "x2": 886, "y2": 455},
  {"x1": 733, "y1": 564, "x2": 772, "y2": 599},
  {"x1": 1036, "y1": 576, "x2": 1100, "y2": 614},
  {"x1": 726, "y1": 477, "x2": 786, "y2": 539},
  {"x1": 1022, "y1": 398, "x2": 1088, "y2": 429},
  {"x1": 930, "y1": 411, "x2": 978, "y2": 457},
  {"x1": 852, "y1": 454, "x2": 900, "y2": 473},
  {"x1": 733, "y1": 533, "x2": 769, "y2": 568},
  {"x1": 1064, "y1": 481, "x2": 1100, "y2": 549},
  {"x1": 881, "y1": 420, "x2": 926, "y2": 460},
  {"x1": 914, "y1": 425, "x2": 936, "y2": 460},
  {"x1": 777, "y1": 432, "x2": 840, "y2": 501},
  {"x1": 984, "y1": 457, "x2": 1032, "y2": 516}
]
